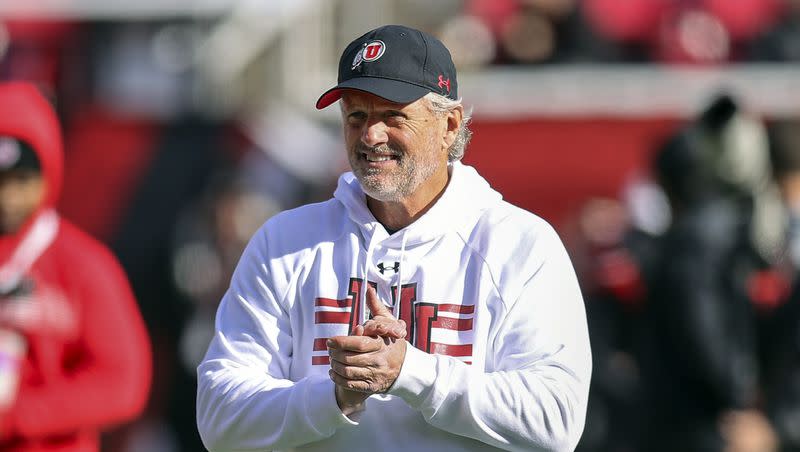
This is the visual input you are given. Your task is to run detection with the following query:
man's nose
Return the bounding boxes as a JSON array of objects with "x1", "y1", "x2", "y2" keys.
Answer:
[{"x1": 361, "y1": 121, "x2": 388, "y2": 147}]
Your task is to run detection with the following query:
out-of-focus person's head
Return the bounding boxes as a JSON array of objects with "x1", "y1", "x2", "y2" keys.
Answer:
[
  {"x1": 0, "y1": 137, "x2": 44, "y2": 234},
  {"x1": 500, "y1": 8, "x2": 557, "y2": 63},
  {"x1": 438, "y1": 15, "x2": 496, "y2": 68},
  {"x1": 653, "y1": 131, "x2": 711, "y2": 209},
  {"x1": 0, "y1": 82, "x2": 63, "y2": 234},
  {"x1": 654, "y1": 94, "x2": 770, "y2": 210},
  {"x1": 654, "y1": 93, "x2": 786, "y2": 261}
]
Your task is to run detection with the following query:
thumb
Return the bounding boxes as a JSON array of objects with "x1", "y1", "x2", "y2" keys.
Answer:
[{"x1": 366, "y1": 284, "x2": 394, "y2": 319}]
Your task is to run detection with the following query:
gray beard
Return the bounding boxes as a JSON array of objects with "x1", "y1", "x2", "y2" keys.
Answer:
[
  {"x1": 354, "y1": 166, "x2": 412, "y2": 202},
  {"x1": 351, "y1": 143, "x2": 440, "y2": 202}
]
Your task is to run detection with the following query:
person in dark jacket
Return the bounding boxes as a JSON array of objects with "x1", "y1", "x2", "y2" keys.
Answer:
[
  {"x1": 641, "y1": 94, "x2": 778, "y2": 452},
  {"x1": 760, "y1": 119, "x2": 800, "y2": 452}
]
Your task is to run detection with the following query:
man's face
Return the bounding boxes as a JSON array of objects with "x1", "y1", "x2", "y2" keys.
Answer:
[
  {"x1": 340, "y1": 91, "x2": 450, "y2": 203},
  {"x1": 0, "y1": 169, "x2": 45, "y2": 234}
]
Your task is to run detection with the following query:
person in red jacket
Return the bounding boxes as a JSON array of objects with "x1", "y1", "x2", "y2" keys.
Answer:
[{"x1": 0, "y1": 81, "x2": 152, "y2": 451}]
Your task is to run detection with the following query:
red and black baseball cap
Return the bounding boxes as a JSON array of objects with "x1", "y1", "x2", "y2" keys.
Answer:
[{"x1": 316, "y1": 25, "x2": 458, "y2": 109}]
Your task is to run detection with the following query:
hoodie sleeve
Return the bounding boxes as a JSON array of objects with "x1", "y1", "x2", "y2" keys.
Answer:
[
  {"x1": 1, "y1": 234, "x2": 151, "y2": 439},
  {"x1": 388, "y1": 224, "x2": 592, "y2": 452},
  {"x1": 196, "y1": 226, "x2": 355, "y2": 452}
]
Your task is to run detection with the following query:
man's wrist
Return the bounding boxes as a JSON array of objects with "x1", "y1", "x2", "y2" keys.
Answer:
[
  {"x1": 387, "y1": 343, "x2": 438, "y2": 409},
  {"x1": 335, "y1": 386, "x2": 368, "y2": 417}
]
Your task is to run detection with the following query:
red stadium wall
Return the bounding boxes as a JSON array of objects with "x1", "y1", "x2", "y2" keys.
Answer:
[{"x1": 464, "y1": 117, "x2": 680, "y2": 228}]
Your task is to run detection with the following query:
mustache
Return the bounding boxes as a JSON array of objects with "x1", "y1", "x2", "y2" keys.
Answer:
[{"x1": 355, "y1": 143, "x2": 401, "y2": 156}]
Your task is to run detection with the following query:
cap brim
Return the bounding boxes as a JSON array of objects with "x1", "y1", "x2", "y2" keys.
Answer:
[{"x1": 315, "y1": 77, "x2": 430, "y2": 109}]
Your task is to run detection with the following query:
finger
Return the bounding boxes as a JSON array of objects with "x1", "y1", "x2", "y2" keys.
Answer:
[
  {"x1": 366, "y1": 284, "x2": 394, "y2": 319},
  {"x1": 329, "y1": 349, "x2": 376, "y2": 366},
  {"x1": 362, "y1": 318, "x2": 406, "y2": 339},
  {"x1": 361, "y1": 319, "x2": 388, "y2": 336},
  {"x1": 328, "y1": 369, "x2": 371, "y2": 393},
  {"x1": 327, "y1": 335, "x2": 383, "y2": 353},
  {"x1": 397, "y1": 319, "x2": 407, "y2": 337},
  {"x1": 330, "y1": 357, "x2": 373, "y2": 380},
  {"x1": 352, "y1": 324, "x2": 365, "y2": 336}
]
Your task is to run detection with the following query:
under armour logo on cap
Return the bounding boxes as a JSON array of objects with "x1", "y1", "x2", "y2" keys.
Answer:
[{"x1": 437, "y1": 75, "x2": 451, "y2": 93}]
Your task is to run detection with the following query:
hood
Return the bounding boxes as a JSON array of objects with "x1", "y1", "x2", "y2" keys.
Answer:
[
  {"x1": 334, "y1": 161, "x2": 503, "y2": 248},
  {"x1": 334, "y1": 161, "x2": 502, "y2": 323},
  {"x1": 0, "y1": 82, "x2": 63, "y2": 213},
  {"x1": 0, "y1": 83, "x2": 63, "y2": 279}
]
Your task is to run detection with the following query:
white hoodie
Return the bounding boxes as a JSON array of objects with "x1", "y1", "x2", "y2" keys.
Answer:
[{"x1": 197, "y1": 162, "x2": 592, "y2": 452}]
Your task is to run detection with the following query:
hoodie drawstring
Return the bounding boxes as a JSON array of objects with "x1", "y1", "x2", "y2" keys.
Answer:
[
  {"x1": 361, "y1": 230, "x2": 379, "y2": 325},
  {"x1": 393, "y1": 230, "x2": 408, "y2": 319},
  {"x1": 0, "y1": 209, "x2": 59, "y2": 293},
  {"x1": 361, "y1": 229, "x2": 409, "y2": 324}
]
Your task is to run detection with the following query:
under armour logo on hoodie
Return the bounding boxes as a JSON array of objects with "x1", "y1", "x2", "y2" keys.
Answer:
[{"x1": 377, "y1": 262, "x2": 400, "y2": 274}]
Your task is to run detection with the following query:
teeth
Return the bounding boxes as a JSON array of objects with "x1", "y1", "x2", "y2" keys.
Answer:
[{"x1": 366, "y1": 154, "x2": 392, "y2": 162}]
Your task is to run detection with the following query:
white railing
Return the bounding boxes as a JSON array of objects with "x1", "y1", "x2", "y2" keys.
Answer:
[{"x1": 458, "y1": 64, "x2": 800, "y2": 119}]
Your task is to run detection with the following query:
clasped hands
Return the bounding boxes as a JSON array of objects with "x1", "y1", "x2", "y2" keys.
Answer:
[{"x1": 327, "y1": 285, "x2": 408, "y2": 415}]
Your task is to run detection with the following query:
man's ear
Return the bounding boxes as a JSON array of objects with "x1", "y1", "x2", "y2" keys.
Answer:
[{"x1": 442, "y1": 106, "x2": 463, "y2": 150}]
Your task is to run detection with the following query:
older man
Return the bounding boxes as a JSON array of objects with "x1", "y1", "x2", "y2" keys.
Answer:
[{"x1": 197, "y1": 24, "x2": 591, "y2": 452}]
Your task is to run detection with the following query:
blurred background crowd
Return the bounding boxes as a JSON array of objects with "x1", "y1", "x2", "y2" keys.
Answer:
[{"x1": 2, "y1": 0, "x2": 800, "y2": 451}]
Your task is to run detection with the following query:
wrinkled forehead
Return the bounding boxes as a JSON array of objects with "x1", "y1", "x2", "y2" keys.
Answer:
[{"x1": 340, "y1": 90, "x2": 418, "y2": 109}]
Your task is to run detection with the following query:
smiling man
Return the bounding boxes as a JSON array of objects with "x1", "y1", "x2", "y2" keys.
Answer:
[
  {"x1": 197, "y1": 25, "x2": 592, "y2": 452},
  {"x1": 340, "y1": 89, "x2": 457, "y2": 231}
]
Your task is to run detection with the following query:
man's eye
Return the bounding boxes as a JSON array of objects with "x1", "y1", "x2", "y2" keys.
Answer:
[
  {"x1": 347, "y1": 112, "x2": 367, "y2": 124},
  {"x1": 386, "y1": 112, "x2": 406, "y2": 123}
]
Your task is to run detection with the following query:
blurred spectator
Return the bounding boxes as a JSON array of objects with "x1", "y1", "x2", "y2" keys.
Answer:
[
  {"x1": 109, "y1": 113, "x2": 333, "y2": 451},
  {"x1": 107, "y1": 116, "x2": 238, "y2": 452},
  {"x1": 0, "y1": 82, "x2": 151, "y2": 451},
  {"x1": 566, "y1": 173, "x2": 669, "y2": 452},
  {"x1": 567, "y1": 197, "x2": 652, "y2": 452},
  {"x1": 761, "y1": 119, "x2": 800, "y2": 452},
  {"x1": 750, "y1": 0, "x2": 800, "y2": 61},
  {"x1": 172, "y1": 168, "x2": 282, "y2": 379},
  {"x1": 448, "y1": 0, "x2": 628, "y2": 66},
  {"x1": 763, "y1": 281, "x2": 800, "y2": 452},
  {"x1": 438, "y1": 14, "x2": 497, "y2": 68},
  {"x1": 769, "y1": 120, "x2": 800, "y2": 270},
  {"x1": 641, "y1": 94, "x2": 779, "y2": 452},
  {"x1": 582, "y1": 0, "x2": 783, "y2": 64},
  {"x1": 164, "y1": 165, "x2": 283, "y2": 452},
  {"x1": 499, "y1": 3, "x2": 561, "y2": 63},
  {"x1": 450, "y1": 0, "x2": 789, "y2": 66}
]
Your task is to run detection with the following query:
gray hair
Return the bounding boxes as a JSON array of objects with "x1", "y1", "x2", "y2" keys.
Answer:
[{"x1": 424, "y1": 92, "x2": 473, "y2": 162}]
